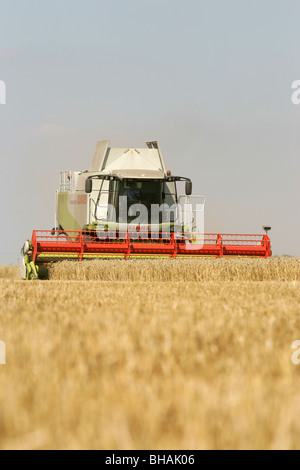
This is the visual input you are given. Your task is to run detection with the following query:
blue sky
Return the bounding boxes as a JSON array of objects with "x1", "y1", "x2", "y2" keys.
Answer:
[{"x1": 0, "y1": 0, "x2": 300, "y2": 262}]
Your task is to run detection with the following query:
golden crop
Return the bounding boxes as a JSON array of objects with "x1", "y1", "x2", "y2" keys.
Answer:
[
  {"x1": 48, "y1": 257, "x2": 300, "y2": 282},
  {"x1": 0, "y1": 258, "x2": 299, "y2": 450}
]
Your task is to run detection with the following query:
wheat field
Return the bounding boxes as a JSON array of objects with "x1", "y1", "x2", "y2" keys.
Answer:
[{"x1": 0, "y1": 258, "x2": 300, "y2": 450}]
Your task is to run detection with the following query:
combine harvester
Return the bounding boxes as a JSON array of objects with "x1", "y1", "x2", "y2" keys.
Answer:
[{"x1": 20, "y1": 140, "x2": 272, "y2": 280}]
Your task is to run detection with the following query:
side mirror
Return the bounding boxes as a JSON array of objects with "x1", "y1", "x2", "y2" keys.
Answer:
[
  {"x1": 85, "y1": 179, "x2": 93, "y2": 194},
  {"x1": 185, "y1": 180, "x2": 192, "y2": 196}
]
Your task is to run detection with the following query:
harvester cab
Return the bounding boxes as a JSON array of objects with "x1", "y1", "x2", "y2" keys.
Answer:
[
  {"x1": 20, "y1": 140, "x2": 272, "y2": 280},
  {"x1": 54, "y1": 140, "x2": 197, "y2": 233}
]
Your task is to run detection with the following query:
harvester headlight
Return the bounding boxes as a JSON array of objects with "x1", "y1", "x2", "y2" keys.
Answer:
[{"x1": 263, "y1": 226, "x2": 271, "y2": 235}]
